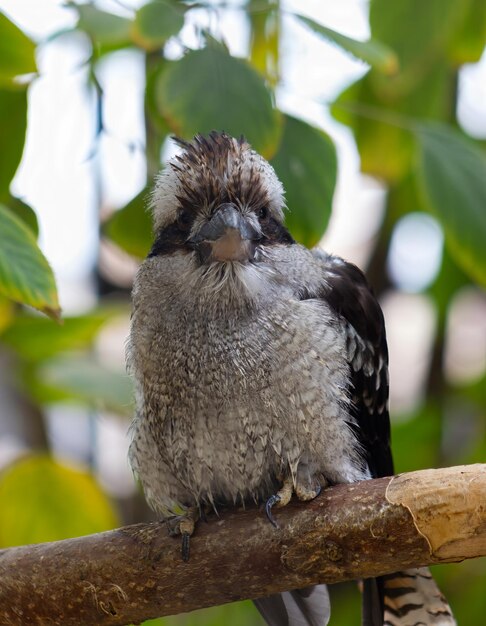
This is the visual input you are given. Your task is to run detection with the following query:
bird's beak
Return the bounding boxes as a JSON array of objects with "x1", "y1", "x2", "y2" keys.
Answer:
[{"x1": 190, "y1": 203, "x2": 259, "y2": 263}]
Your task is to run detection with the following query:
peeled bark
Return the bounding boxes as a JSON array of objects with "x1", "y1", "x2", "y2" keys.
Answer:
[{"x1": 1, "y1": 464, "x2": 485, "y2": 626}]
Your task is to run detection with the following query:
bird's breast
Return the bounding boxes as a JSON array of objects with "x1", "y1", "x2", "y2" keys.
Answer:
[{"x1": 129, "y1": 288, "x2": 361, "y2": 508}]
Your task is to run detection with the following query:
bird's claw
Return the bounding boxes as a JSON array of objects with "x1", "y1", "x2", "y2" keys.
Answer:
[
  {"x1": 265, "y1": 493, "x2": 281, "y2": 528},
  {"x1": 265, "y1": 474, "x2": 294, "y2": 528}
]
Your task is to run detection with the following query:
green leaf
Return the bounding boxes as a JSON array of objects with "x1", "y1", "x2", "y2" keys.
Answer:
[
  {"x1": 133, "y1": 1, "x2": 185, "y2": 51},
  {"x1": 35, "y1": 355, "x2": 134, "y2": 416},
  {"x1": 0, "y1": 87, "x2": 28, "y2": 200},
  {"x1": 104, "y1": 187, "x2": 152, "y2": 258},
  {"x1": 0, "y1": 12, "x2": 36, "y2": 84},
  {"x1": 0, "y1": 455, "x2": 119, "y2": 547},
  {"x1": 390, "y1": 403, "x2": 442, "y2": 473},
  {"x1": 0, "y1": 205, "x2": 59, "y2": 318},
  {"x1": 437, "y1": 559, "x2": 486, "y2": 626},
  {"x1": 155, "y1": 42, "x2": 281, "y2": 158},
  {"x1": 145, "y1": 69, "x2": 171, "y2": 177},
  {"x1": 0, "y1": 295, "x2": 14, "y2": 334},
  {"x1": 415, "y1": 123, "x2": 486, "y2": 287},
  {"x1": 370, "y1": 0, "x2": 467, "y2": 95},
  {"x1": 296, "y1": 14, "x2": 398, "y2": 75},
  {"x1": 332, "y1": 76, "x2": 413, "y2": 182},
  {"x1": 76, "y1": 4, "x2": 132, "y2": 51},
  {"x1": 270, "y1": 115, "x2": 337, "y2": 247},
  {"x1": 448, "y1": 0, "x2": 486, "y2": 64},
  {"x1": 249, "y1": 0, "x2": 280, "y2": 86},
  {"x1": 6, "y1": 195, "x2": 39, "y2": 237},
  {"x1": 428, "y1": 246, "x2": 470, "y2": 328},
  {"x1": 331, "y1": 61, "x2": 455, "y2": 182},
  {"x1": 1, "y1": 309, "x2": 115, "y2": 361},
  {"x1": 139, "y1": 600, "x2": 262, "y2": 626}
]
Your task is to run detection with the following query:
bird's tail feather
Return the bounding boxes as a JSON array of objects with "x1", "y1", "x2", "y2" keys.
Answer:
[
  {"x1": 253, "y1": 584, "x2": 331, "y2": 626},
  {"x1": 380, "y1": 567, "x2": 455, "y2": 626},
  {"x1": 254, "y1": 567, "x2": 454, "y2": 626},
  {"x1": 362, "y1": 577, "x2": 384, "y2": 626}
]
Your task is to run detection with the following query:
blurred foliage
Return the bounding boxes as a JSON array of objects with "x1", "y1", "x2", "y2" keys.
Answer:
[
  {"x1": 296, "y1": 13, "x2": 399, "y2": 75},
  {"x1": 155, "y1": 40, "x2": 282, "y2": 156},
  {"x1": 0, "y1": 455, "x2": 119, "y2": 547},
  {"x1": 0, "y1": 205, "x2": 59, "y2": 318},
  {"x1": 0, "y1": 88, "x2": 28, "y2": 200},
  {"x1": 105, "y1": 186, "x2": 152, "y2": 258},
  {"x1": 133, "y1": 1, "x2": 185, "y2": 50},
  {"x1": 271, "y1": 114, "x2": 337, "y2": 247},
  {"x1": 0, "y1": 12, "x2": 36, "y2": 85},
  {"x1": 1, "y1": 310, "x2": 112, "y2": 360},
  {"x1": 137, "y1": 600, "x2": 263, "y2": 626},
  {"x1": 416, "y1": 124, "x2": 486, "y2": 287},
  {"x1": 33, "y1": 354, "x2": 133, "y2": 416},
  {"x1": 0, "y1": 1, "x2": 485, "y2": 625}
]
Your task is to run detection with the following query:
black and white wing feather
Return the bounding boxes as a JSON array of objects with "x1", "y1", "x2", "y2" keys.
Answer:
[
  {"x1": 316, "y1": 254, "x2": 393, "y2": 480},
  {"x1": 304, "y1": 252, "x2": 455, "y2": 626}
]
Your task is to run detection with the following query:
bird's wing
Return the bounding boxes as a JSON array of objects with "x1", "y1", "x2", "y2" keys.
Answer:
[
  {"x1": 301, "y1": 252, "x2": 455, "y2": 626},
  {"x1": 306, "y1": 252, "x2": 393, "y2": 479}
]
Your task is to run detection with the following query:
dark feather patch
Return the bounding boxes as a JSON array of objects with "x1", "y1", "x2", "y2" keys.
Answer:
[
  {"x1": 319, "y1": 256, "x2": 393, "y2": 479},
  {"x1": 299, "y1": 254, "x2": 394, "y2": 626},
  {"x1": 260, "y1": 216, "x2": 295, "y2": 246},
  {"x1": 298, "y1": 258, "x2": 391, "y2": 474},
  {"x1": 148, "y1": 221, "x2": 195, "y2": 257}
]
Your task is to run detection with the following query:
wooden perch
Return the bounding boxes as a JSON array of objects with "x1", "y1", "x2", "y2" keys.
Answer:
[{"x1": 1, "y1": 464, "x2": 485, "y2": 626}]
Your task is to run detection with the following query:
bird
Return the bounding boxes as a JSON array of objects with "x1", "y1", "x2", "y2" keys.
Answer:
[{"x1": 127, "y1": 131, "x2": 455, "y2": 626}]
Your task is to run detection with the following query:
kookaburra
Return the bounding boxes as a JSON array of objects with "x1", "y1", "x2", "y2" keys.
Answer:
[{"x1": 128, "y1": 132, "x2": 455, "y2": 626}]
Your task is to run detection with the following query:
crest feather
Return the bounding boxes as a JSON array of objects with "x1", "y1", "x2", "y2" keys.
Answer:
[{"x1": 151, "y1": 131, "x2": 285, "y2": 232}]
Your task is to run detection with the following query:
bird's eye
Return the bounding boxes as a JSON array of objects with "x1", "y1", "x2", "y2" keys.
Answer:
[
  {"x1": 177, "y1": 209, "x2": 192, "y2": 230},
  {"x1": 257, "y1": 206, "x2": 269, "y2": 220}
]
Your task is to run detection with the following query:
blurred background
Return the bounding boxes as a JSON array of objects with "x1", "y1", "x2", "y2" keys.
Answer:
[{"x1": 0, "y1": 1, "x2": 485, "y2": 624}]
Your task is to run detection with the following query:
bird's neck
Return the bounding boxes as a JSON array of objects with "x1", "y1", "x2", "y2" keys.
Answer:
[{"x1": 189, "y1": 260, "x2": 273, "y2": 316}]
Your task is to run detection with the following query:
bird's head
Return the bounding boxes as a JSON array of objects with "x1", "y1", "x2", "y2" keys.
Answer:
[{"x1": 149, "y1": 132, "x2": 293, "y2": 266}]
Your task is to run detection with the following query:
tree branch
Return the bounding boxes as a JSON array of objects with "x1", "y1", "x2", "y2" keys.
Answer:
[{"x1": 1, "y1": 464, "x2": 485, "y2": 625}]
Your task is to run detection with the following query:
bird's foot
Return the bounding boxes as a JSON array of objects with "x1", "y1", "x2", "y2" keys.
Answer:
[
  {"x1": 295, "y1": 463, "x2": 327, "y2": 502},
  {"x1": 265, "y1": 474, "x2": 293, "y2": 528},
  {"x1": 166, "y1": 507, "x2": 199, "y2": 562},
  {"x1": 265, "y1": 471, "x2": 326, "y2": 528},
  {"x1": 295, "y1": 481, "x2": 322, "y2": 501}
]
